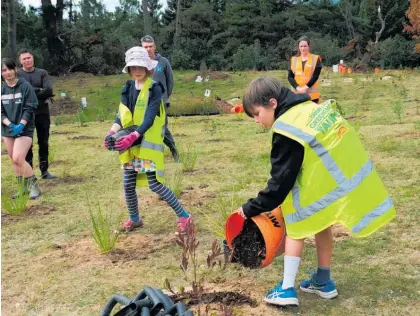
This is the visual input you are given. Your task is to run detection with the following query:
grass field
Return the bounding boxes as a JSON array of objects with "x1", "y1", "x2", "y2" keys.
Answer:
[{"x1": 1, "y1": 70, "x2": 420, "y2": 315}]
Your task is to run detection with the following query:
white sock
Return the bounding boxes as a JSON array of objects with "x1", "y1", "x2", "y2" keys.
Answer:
[{"x1": 282, "y1": 255, "x2": 301, "y2": 289}]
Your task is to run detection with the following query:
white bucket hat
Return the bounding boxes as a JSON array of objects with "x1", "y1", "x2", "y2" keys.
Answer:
[{"x1": 122, "y1": 46, "x2": 158, "y2": 73}]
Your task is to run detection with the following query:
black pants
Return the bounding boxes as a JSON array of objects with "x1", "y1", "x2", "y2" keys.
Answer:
[
  {"x1": 26, "y1": 113, "x2": 51, "y2": 174},
  {"x1": 163, "y1": 103, "x2": 177, "y2": 152}
]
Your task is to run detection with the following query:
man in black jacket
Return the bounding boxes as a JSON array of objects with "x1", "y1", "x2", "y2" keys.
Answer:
[{"x1": 18, "y1": 50, "x2": 57, "y2": 179}]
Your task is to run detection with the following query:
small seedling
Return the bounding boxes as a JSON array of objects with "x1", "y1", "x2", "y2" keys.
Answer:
[
  {"x1": 1, "y1": 179, "x2": 30, "y2": 216},
  {"x1": 392, "y1": 100, "x2": 404, "y2": 123},
  {"x1": 180, "y1": 145, "x2": 200, "y2": 172},
  {"x1": 167, "y1": 168, "x2": 184, "y2": 198},
  {"x1": 88, "y1": 201, "x2": 123, "y2": 254}
]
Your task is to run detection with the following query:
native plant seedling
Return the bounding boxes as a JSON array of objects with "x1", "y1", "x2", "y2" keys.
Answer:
[
  {"x1": 392, "y1": 100, "x2": 404, "y2": 123},
  {"x1": 168, "y1": 168, "x2": 184, "y2": 198},
  {"x1": 180, "y1": 145, "x2": 200, "y2": 172},
  {"x1": 88, "y1": 201, "x2": 123, "y2": 254},
  {"x1": 1, "y1": 179, "x2": 30, "y2": 216}
]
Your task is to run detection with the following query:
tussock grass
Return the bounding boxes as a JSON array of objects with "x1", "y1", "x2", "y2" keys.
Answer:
[
  {"x1": 1, "y1": 179, "x2": 30, "y2": 216},
  {"x1": 88, "y1": 201, "x2": 123, "y2": 254}
]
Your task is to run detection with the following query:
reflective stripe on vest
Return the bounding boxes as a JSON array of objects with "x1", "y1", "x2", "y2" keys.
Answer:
[
  {"x1": 273, "y1": 120, "x2": 392, "y2": 225},
  {"x1": 141, "y1": 140, "x2": 164, "y2": 152},
  {"x1": 351, "y1": 196, "x2": 394, "y2": 234}
]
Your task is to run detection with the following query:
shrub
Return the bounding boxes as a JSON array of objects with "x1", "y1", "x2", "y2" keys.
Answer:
[
  {"x1": 232, "y1": 45, "x2": 257, "y2": 70},
  {"x1": 380, "y1": 36, "x2": 416, "y2": 68},
  {"x1": 171, "y1": 50, "x2": 192, "y2": 70}
]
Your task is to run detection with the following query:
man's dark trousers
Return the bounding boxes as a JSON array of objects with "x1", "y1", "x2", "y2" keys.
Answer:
[
  {"x1": 26, "y1": 113, "x2": 51, "y2": 174},
  {"x1": 164, "y1": 103, "x2": 179, "y2": 161}
]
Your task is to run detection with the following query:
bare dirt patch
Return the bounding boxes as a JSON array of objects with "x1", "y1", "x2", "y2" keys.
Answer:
[
  {"x1": 215, "y1": 99, "x2": 233, "y2": 114},
  {"x1": 185, "y1": 71, "x2": 231, "y2": 82},
  {"x1": 172, "y1": 291, "x2": 256, "y2": 308},
  {"x1": 1, "y1": 204, "x2": 56, "y2": 224},
  {"x1": 42, "y1": 176, "x2": 85, "y2": 186},
  {"x1": 306, "y1": 224, "x2": 350, "y2": 244},
  {"x1": 396, "y1": 132, "x2": 420, "y2": 138},
  {"x1": 68, "y1": 135, "x2": 99, "y2": 140},
  {"x1": 50, "y1": 96, "x2": 79, "y2": 116},
  {"x1": 52, "y1": 234, "x2": 175, "y2": 267},
  {"x1": 52, "y1": 131, "x2": 77, "y2": 135}
]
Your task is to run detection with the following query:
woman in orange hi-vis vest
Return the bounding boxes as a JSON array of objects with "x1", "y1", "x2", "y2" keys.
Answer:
[{"x1": 288, "y1": 36, "x2": 322, "y2": 103}]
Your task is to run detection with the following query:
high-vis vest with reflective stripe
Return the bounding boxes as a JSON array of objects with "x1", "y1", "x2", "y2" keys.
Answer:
[
  {"x1": 272, "y1": 100, "x2": 395, "y2": 239},
  {"x1": 291, "y1": 54, "x2": 321, "y2": 101},
  {"x1": 118, "y1": 78, "x2": 166, "y2": 186}
]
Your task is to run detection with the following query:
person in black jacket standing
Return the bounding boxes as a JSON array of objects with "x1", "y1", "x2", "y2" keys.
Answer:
[{"x1": 18, "y1": 50, "x2": 57, "y2": 179}]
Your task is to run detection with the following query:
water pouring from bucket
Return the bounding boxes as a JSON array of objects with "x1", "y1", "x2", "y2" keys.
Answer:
[{"x1": 225, "y1": 207, "x2": 286, "y2": 268}]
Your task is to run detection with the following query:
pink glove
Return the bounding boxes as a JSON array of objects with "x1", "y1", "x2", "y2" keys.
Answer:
[
  {"x1": 115, "y1": 131, "x2": 140, "y2": 151},
  {"x1": 104, "y1": 130, "x2": 115, "y2": 149}
]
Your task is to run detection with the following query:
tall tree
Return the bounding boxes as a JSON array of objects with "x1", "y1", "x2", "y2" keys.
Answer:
[
  {"x1": 404, "y1": 0, "x2": 420, "y2": 39},
  {"x1": 142, "y1": 0, "x2": 152, "y2": 35},
  {"x1": 7, "y1": 0, "x2": 16, "y2": 58}
]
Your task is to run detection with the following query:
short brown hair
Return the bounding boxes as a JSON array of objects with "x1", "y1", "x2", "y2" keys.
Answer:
[{"x1": 243, "y1": 77, "x2": 284, "y2": 117}]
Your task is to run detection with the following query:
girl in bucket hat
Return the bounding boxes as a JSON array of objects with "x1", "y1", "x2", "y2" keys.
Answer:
[
  {"x1": 236, "y1": 77, "x2": 395, "y2": 306},
  {"x1": 104, "y1": 47, "x2": 192, "y2": 233}
]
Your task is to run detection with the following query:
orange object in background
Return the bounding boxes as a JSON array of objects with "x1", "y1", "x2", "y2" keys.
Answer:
[
  {"x1": 231, "y1": 104, "x2": 244, "y2": 113},
  {"x1": 226, "y1": 207, "x2": 286, "y2": 268},
  {"x1": 375, "y1": 67, "x2": 380, "y2": 73},
  {"x1": 338, "y1": 64, "x2": 346, "y2": 74},
  {"x1": 347, "y1": 67, "x2": 352, "y2": 74}
]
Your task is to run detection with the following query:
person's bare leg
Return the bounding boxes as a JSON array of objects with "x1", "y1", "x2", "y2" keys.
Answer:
[
  {"x1": 3, "y1": 137, "x2": 17, "y2": 174},
  {"x1": 315, "y1": 226, "x2": 333, "y2": 268},
  {"x1": 12, "y1": 137, "x2": 34, "y2": 177}
]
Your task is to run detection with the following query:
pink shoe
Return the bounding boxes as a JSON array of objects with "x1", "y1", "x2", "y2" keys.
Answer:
[
  {"x1": 177, "y1": 216, "x2": 194, "y2": 234},
  {"x1": 122, "y1": 218, "x2": 144, "y2": 232}
]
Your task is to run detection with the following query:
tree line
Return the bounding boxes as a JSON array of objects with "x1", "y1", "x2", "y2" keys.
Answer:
[{"x1": 1, "y1": 0, "x2": 419, "y2": 75}]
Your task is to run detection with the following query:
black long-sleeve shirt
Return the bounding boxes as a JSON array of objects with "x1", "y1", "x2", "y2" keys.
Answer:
[
  {"x1": 17, "y1": 68, "x2": 53, "y2": 115},
  {"x1": 114, "y1": 80, "x2": 165, "y2": 135},
  {"x1": 288, "y1": 57, "x2": 322, "y2": 89},
  {"x1": 242, "y1": 89, "x2": 310, "y2": 218}
]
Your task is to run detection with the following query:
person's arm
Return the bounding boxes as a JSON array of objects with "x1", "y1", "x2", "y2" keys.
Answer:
[
  {"x1": 37, "y1": 70, "x2": 53, "y2": 100},
  {"x1": 1, "y1": 106, "x2": 11, "y2": 126},
  {"x1": 135, "y1": 83, "x2": 163, "y2": 135},
  {"x1": 165, "y1": 59, "x2": 174, "y2": 98},
  {"x1": 21, "y1": 84, "x2": 38, "y2": 124},
  {"x1": 288, "y1": 69, "x2": 298, "y2": 89},
  {"x1": 242, "y1": 134, "x2": 304, "y2": 218},
  {"x1": 306, "y1": 57, "x2": 322, "y2": 88}
]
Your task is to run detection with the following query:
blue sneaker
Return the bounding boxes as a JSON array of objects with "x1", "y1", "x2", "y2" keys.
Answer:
[
  {"x1": 300, "y1": 276, "x2": 338, "y2": 299},
  {"x1": 264, "y1": 281, "x2": 299, "y2": 306}
]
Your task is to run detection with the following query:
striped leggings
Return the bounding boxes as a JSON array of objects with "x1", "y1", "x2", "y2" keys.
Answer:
[{"x1": 123, "y1": 169, "x2": 187, "y2": 221}]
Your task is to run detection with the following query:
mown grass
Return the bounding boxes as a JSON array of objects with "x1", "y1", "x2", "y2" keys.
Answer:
[{"x1": 1, "y1": 70, "x2": 420, "y2": 315}]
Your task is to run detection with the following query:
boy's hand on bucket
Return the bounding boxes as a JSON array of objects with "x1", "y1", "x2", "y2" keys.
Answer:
[{"x1": 236, "y1": 207, "x2": 247, "y2": 219}]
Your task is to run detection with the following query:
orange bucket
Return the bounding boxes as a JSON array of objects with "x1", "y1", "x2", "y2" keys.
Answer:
[
  {"x1": 225, "y1": 207, "x2": 286, "y2": 268},
  {"x1": 231, "y1": 104, "x2": 244, "y2": 113}
]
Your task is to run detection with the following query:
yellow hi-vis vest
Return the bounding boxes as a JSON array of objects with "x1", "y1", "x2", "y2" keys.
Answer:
[
  {"x1": 291, "y1": 54, "x2": 321, "y2": 101},
  {"x1": 272, "y1": 100, "x2": 395, "y2": 239},
  {"x1": 118, "y1": 78, "x2": 166, "y2": 186}
]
